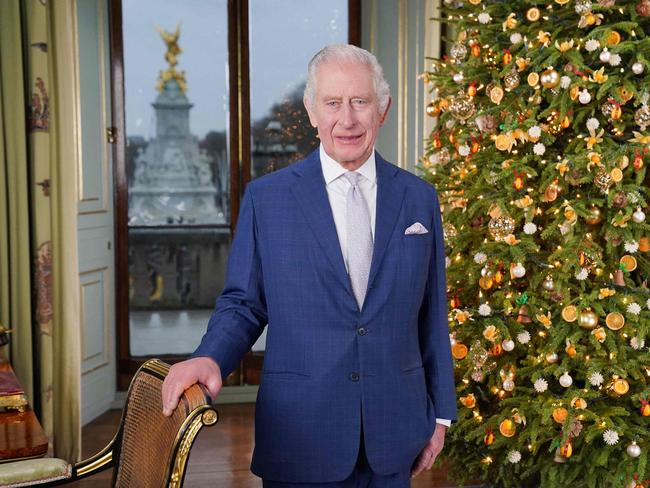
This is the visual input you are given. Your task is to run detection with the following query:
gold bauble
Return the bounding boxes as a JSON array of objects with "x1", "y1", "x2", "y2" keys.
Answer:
[
  {"x1": 594, "y1": 170, "x2": 614, "y2": 194},
  {"x1": 448, "y1": 91, "x2": 476, "y2": 122},
  {"x1": 426, "y1": 101, "x2": 440, "y2": 118},
  {"x1": 443, "y1": 223, "x2": 458, "y2": 243},
  {"x1": 450, "y1": 42, "x2": 468, "y2": 63},
  {"x1": 482, "y1": 47, "x2": 498, "y2": 68},
  {"x1": 578, "y1": 309, "x2": 599, "y2": 330},
  {"x1": 605, "y1": 312, "x2": 625, "y2": 330},
  {"x1": 635, "y1": 104, "x2": 650, "y2": 130},
  {"x1": 585, "y1": 206, "x2": 602, "y2": 225},
  {"x1": 488, "y1": 215, "x2": 515, "y2": 240},
  {"x1": 504, "y1": 70, "x2": 520, "y2": 91},
  {"x1": 542, "y1": 275, "x2": 555, "y2": 291},
  {"x1": 540, "y1": 68, "x2": 560, "y2": 89}
]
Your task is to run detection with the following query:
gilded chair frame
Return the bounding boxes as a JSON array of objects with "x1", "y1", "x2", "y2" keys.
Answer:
[{"x1": 48, "y1": 358, "x2": 218, "y2": 487}]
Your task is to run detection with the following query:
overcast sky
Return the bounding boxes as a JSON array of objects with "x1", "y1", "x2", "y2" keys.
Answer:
[{"x1": 123, "y1": 0, "x2": 347, "y2": 139}]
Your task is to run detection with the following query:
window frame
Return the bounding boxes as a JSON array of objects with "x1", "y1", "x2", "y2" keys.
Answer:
[{"x1": 109, "y1": 0, "x2": 361, "y2": 390}]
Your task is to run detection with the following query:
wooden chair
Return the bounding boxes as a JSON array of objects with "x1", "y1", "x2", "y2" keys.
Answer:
[{"x1": 0, "y1": 359, "x2": 218, "y2": 487}]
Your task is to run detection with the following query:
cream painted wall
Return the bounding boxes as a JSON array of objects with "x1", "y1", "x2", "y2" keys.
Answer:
[{"x1": 361, "y1": 0, "x2": 441, "y2": 173}]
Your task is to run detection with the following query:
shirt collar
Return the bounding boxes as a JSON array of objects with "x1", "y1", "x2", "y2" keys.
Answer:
[{"x1": 319, "y1": 144, "x2": 377, "y2": 185}]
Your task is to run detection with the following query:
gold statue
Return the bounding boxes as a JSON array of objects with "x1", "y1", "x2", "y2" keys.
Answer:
[{"x1": 155, "y1": 24, "x2": 188, "y2": 93}]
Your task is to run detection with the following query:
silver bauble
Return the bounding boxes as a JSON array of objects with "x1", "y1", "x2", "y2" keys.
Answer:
[
  {"x1": 575, "y1": 0, "x2": 592, "y2": 14},
  {"x1": 634, "y1": 104, "x2": 650, "y2": 130},
  {"x1": 559, "y1": 372, "x2": 573, "y2": 388},
  {"x1": 633, "y1": 208, "x2": 646, "y2": 223},
  {"x1": 626, "y1": 442, "x2": 641, "y2": 458},
  {"x1": 450, "y1": 42, "x2": 468, "y2": 63}
]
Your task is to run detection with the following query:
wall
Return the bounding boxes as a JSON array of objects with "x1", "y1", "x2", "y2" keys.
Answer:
[{"x1": 361, "y1": 0, "x2": 441, "y2": 173}]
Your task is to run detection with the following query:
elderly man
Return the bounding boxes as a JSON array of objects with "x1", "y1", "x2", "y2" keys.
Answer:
[{"x1": 162, "y1": 44, "x2": 456, "y2": 487}]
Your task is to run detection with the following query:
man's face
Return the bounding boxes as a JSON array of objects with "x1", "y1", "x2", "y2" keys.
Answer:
[{"x1": 304, "y1": 61, "x2": 391, "y2": 169}]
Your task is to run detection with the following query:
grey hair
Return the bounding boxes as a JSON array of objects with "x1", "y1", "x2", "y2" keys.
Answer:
[{"x1": 304, "y1": 44, "x2": 391, "y2": 113}]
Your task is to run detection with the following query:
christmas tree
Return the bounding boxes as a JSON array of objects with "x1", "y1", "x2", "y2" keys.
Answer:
[{"x1": 420, "y1": 0, "x2": 650, "y2": 486}]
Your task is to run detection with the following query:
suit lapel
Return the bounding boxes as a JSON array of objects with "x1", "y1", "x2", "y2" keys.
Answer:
[
  {"x1": 290, "y1": 151, "x2": 352, "y2": 294},
  {"x1": 367, "y1": 153, "x2": 406, "y2": 292}
]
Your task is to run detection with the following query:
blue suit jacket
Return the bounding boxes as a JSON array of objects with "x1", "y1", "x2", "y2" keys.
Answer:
[{"x1": 193, "y1": 149, "x2": 457, "y2": 482}]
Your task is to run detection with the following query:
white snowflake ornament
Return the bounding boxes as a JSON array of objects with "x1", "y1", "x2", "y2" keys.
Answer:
[
  {"x1": 534, "y1": 378, "x2": 548, "y2": 393},
  {"x1": 575, "y1": 268, "x2": 589, "y2": 281},
  {"x1": 533, "y1": 142, "x2": 546, "y2": 155},
  {"x1": 507, "y1": 450, "x2": 522, "y2": 463},
  {"x1": 585, "y1": 39, "x2": 600, "y2": 52},
  {"x1": 523, "y1": 222, "x2": 537, "y2": 235},
  {"x1": 474, "y1": 252, "x2": 487, "y2": 264},
  {"x1": 603, "y1": 429, "x2": 619, "y2": 446},
  {"x1": 589, "y1": 371, "x2": 604, "y2": 386},
  {"x1": 478, "y1": 304, "x2": 492, "y2": 316},
  {"x1": 478, "y1": 12, "x2": 492, "y2": 24},
  {"x1": 517, "y1": 331, "x2": 531, "y2": 344},
  {"x1": 624, "y1": 241, "x2": 639, "y2": 253},
  {"x1": 586, "y1": 117, "x2": 600, "y2": 131},
  {"x1": 630, "y1": 337, "x2": 645, "y2": 350},
  {"x1": 627, "y1": 302, "x2": 641, "y2": 315}
]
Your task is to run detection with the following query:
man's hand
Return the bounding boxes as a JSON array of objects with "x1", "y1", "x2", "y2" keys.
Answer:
[
  {"x1": 162, "y1": 357, "x2": 222, "y2": 416},
  {"x1": 411, "y1": 423, "x2": 447, "y2": 478}
]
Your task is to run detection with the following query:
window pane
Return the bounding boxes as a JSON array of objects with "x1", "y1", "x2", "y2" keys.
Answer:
[
  {"x1": 249, "y1": 0, "x2": 348, "y2": 179},
  {"x1": 123, "y1": 0, "x2": 229, "y2": 357}
]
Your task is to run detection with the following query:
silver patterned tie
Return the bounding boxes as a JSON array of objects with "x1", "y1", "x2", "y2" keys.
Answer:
[{"x1": 343, "y1": 171, "x2": 373, "y2": 309}]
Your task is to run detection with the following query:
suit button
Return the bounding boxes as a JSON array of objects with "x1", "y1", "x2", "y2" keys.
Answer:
[
  {"x1": 357, "y1": 327, "x2": 367, "y2": 336},
  {"x1": 349, "y1": 372, "x2": 360, "y2": 382}
]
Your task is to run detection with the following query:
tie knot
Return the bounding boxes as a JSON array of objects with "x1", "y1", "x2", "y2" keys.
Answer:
[{"x1": 344, "y1": 171, "x2": 361, "y2": 186}]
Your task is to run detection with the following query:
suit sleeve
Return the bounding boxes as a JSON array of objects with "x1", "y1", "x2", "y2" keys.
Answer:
[
  {"x1": 418, "y1": 186, "x2": 457, "y2": 422},
  {"x1": 192, "y1": 185, "x2": 268, "y2": 379}
]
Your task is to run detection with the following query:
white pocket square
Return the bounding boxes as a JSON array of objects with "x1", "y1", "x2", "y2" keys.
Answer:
[{"x1": 404, "y1": 222, "x2": 429, "y2": 235}]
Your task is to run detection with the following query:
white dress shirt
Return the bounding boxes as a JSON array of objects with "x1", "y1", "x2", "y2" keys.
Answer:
[
  {"x1": 319, "y1": 145, "x2": 451, "y2": 428},
  {"x1": 320, "y1": 145, "x2": 377, "y2": 271}
]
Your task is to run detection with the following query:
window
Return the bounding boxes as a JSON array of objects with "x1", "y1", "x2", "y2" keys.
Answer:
[{"x1": 111, "y1": 0, "x2": 360, "y2": 389}]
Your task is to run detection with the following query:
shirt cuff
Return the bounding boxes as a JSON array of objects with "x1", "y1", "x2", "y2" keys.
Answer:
[{"x1": 436, "y1": 418, "x2": 452, "y2": 427}]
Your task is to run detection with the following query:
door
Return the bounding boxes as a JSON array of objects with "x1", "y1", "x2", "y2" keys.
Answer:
[{"x1": 76, "y1": 0, "x2": 116, "y2": 425}]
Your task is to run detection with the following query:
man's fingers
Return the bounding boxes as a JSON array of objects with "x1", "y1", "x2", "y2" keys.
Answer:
[
  {"x1": 205, "y1": 376, "x2": 222, "y2": 400},
  {"x1": 162, "y1": 377, "x2": 184, "y2": 416},
  {"x1": 411, "y1": 449, "x2": 432, "y2": 478},
  {"x1": 426, "y1": 451, "x2": 438, "y2": 470},
  {"x1": 161, "y1": 358, "x2": 222, "y2": 416}
]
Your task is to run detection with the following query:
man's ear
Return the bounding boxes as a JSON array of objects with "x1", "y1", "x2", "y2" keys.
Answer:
[
  {"x1": 303, "y1": 97, "x2": 318, "y2": 128},
  {"x1": 379, "y1": 97, "x2": 392, "y2": 126}
]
